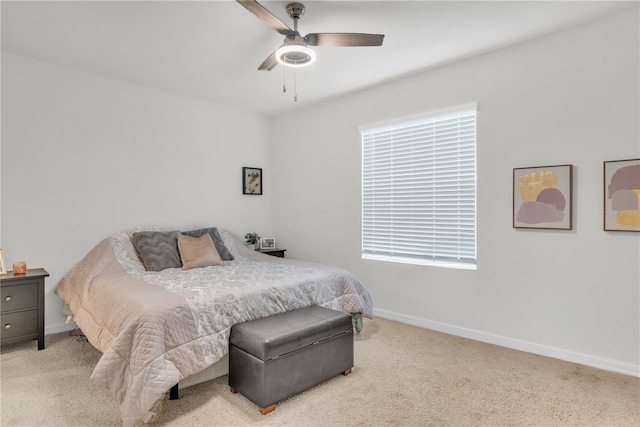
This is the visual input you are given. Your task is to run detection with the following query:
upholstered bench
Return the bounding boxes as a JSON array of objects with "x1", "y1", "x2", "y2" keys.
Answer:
[{"x1": 228, "y1": 305, "x2": 354, "y2": 415}]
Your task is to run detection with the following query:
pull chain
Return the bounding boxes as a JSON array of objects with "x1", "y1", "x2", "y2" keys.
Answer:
[
  {"x1": 280, "y1": 58, "x2": 299, "y2": 102},
  {"x1": 294, "y1": 67, "x2": 297, "y2": 102},
  {"x1": 282, "y1": 60, "x2": 287, "y2": 93}
]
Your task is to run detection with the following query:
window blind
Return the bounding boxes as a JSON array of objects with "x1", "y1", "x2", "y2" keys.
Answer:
[{"x1": 361, "y1": 106, "x2": 477, "y2": 266}]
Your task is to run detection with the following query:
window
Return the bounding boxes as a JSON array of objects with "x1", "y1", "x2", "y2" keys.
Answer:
[{"x1": 360, "y1": 103, "x2": 477, "y2": 269}]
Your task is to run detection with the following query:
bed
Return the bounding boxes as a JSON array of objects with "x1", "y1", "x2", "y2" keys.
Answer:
[{"x1": 54, "y1": 227, "x2": 373, "y2": 427}]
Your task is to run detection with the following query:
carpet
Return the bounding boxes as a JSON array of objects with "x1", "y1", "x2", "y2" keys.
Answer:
[{"x1": 1, "y1": 317, "x2": 638, "y2": 426}]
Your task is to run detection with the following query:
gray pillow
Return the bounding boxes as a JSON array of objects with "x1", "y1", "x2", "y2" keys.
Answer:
[
  {"x1": 131, "y1": 230, "x2": 182, "y2": 271},
  {"x1": 181, "y1": 227, "x2": 234, "y2": 261}
]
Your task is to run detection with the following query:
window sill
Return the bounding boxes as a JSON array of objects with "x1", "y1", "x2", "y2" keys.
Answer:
[{"x1": 362, "y1": 253, "x2": 477, "y2": 270}]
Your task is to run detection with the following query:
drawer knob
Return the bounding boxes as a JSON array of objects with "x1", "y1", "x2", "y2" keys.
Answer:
[
  {"x1": 4, "y1": 324, "x2": 11, "y2": 330},
  {"x1": 4, "y1": 296, "x2": 11, "y2": 302}
]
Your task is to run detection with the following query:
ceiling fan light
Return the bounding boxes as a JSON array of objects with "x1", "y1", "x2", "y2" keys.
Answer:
[{"x1": 275, "y1": 44, "x2": 316, "y2": 67}]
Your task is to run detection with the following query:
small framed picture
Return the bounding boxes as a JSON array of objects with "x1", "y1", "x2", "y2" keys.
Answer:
[
  {"x1": 260, "y1": 237, "x2": 276, "y2": 250},
  {"x1": 0, "y1": 249, "x2": 7, "y2": 275},
  {"x1": 243, "y1": 167, "x2": 262, "y2": 195},
  {"x1": 513, "y1": 164, "x2": 573, "y2": 230},
  {"x1": 604, "y1": 158, "x2": 640, "y2": 232}
]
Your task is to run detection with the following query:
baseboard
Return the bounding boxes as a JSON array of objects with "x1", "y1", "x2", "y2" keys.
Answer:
[
  {"x1": 46, "y1": 311, "x2": 639, "y2": 377},
  {"x1": 45, "y1": 322, "x2": 76, "y2": 335},
  {"x1": 373, "y1": 308, "x2": 640, "y2": 378}
]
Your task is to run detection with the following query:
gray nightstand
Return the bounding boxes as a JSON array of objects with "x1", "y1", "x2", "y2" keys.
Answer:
[
  {"x1": 1, "y1": 268, "x2": 49, "y2": 350},
  {"x1": 258, "y1": 248, "x2": 287, "y2": 258}
]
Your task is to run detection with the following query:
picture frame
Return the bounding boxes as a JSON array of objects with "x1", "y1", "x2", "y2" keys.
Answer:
[
  {"x1": 604, "y1": 158, "x2": 640, "y2": 232},
  {"x1": 513, "y1": 164, "x2": 573, "y2": 230},
  {"x1": 0, "y1": 249, "x2": 7, "y2": 275},
  {"x1": 260, "y1": 237, "x2": 276, "y2": 250},
  {"x1": 242, "y1": 167, "x2": 262, "y2": 195}
]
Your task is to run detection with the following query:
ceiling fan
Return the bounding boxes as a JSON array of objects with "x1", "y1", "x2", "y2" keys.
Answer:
[{"x1": 237, "y1": 0, "x2": 385, "y2": 70}]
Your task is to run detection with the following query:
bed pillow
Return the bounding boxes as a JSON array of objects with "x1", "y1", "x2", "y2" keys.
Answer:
[
  {"x1": 181, "y1": 227, "x2": 234, "y2": 261},
  {"x1": 131, "y1": 230, "x2": 182, "y2": 271},
  {"x1": 177, "y1": 233, "x2": 224, "y2": 270}
]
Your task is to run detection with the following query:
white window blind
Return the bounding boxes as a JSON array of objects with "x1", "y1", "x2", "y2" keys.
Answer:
[{"x1": 361, "y1": 104, "x2": 477, "y2": 267}]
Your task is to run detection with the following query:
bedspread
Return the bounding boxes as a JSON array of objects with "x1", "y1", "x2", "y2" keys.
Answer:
[{"x1": 55, "y1": 229, "x2": 373, "y2": 426}]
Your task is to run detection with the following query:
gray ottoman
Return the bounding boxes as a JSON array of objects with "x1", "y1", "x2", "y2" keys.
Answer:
[{"x1": 229, "y1": 305, "x2": 354, "y2": 414}]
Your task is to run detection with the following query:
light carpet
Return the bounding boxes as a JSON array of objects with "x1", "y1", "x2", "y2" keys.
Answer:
[{"x1": 1, "y1": 317, "x2": 638, "y2": 426}]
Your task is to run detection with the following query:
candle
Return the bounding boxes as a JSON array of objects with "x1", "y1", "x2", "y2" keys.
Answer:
[{"x1": 13, "y1": 262, "x2": 26, "y2": 274}]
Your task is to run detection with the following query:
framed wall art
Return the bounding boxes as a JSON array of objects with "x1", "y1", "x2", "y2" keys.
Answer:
[
  {"x1": 513, "y1": 164, "x2": 573, "y2": 230},
  {"x1": 242, "y1": 167, "x2": 262, "y2": 195},
  {"x1": 604, "y1": 158, "x2": 640, "y2": 232},
  {"x1": 0, "y1": 249, "x2": 7, "y2": 275}
]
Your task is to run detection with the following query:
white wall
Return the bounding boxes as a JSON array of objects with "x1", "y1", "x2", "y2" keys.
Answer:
[
  {"x1": 1, "y1": 53, "x2": 274, "y2": 332},
  {"x1": 272, "y1": 9, "x2": 640, "y2": 375}
]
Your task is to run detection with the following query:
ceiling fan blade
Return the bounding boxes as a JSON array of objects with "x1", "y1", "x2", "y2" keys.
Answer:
[
  {"x1": 258, "y1": 50, "x2": 278, "y2": 71},
  {"x1": 237, "y1": 0, "x2": 297, "y2": 36},
  {"x1": 306, "y1": 33, "x2": 384, "y2": 47}
]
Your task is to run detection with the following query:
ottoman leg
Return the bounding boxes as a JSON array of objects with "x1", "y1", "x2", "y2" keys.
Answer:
[
  {"x1": 260, "y1": 405, "x2": 276, "y2": 415},
  {"x1": 343, "y1": 368, "x2": 352, "y2": 376},
  {"x1": 230, "y1": 387, "x2": 237, "y2": 394}
]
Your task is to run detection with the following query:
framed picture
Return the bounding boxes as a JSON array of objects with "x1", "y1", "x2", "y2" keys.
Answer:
[
  {"x1": 0, "y1": 249, "x2": 7, "y2": 275},
  {"x1": 604, "y1": 158, "x2": 640, "y2": 232},
  {"x1": 260, "y1": 237, "x2": 276, "y2": 250},
  {"x1": 513, "y1": 164, "x2": 573, "y2": 230},
  {"x1": 242, "y1": 167, "x2": 262, "y2": 195}
]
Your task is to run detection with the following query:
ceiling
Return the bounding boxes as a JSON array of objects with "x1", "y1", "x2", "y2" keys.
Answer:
[{"x1": 1, "y1": 1, "x2": 636, "y2": 117}]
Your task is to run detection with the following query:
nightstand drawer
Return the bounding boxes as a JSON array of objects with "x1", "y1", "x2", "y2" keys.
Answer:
[
  {"x1": 1, "y1": 310, "x2": 38, "y2": 340},
  {"x1": 1, "y1": 282, "x2": 39, "y2": 312}
]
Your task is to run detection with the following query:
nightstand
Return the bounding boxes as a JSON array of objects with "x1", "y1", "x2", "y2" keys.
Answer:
[
  {"x1": 258, "y1": 248, "x2": 287, "y2": 258},
  {"x1": 1, "y1": 268, "x2": 49, "y2": 350}
]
